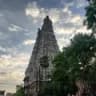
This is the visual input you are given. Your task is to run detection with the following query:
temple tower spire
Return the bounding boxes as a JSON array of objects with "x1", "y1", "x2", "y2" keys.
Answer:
[{"x1": 24, "y1": 16, "x2": 59, "y2": 96}]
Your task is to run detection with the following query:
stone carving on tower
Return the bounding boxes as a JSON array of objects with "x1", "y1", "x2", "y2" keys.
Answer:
[{"x1": 24, "y1": 16, "x2": 59, "y2": 96}]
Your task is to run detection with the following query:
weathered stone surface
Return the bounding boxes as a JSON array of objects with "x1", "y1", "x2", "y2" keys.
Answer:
[{"x1": 24, "y1": 16, "x2": 59, "y2": 96}]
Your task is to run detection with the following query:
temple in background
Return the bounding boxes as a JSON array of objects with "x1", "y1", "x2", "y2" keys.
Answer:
[{"x1": 24, "y1": 16, "x2": 59, "y2": 96}]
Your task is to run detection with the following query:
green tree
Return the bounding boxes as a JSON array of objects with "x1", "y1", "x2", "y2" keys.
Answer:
[
  {"x1": 52, "y1": 33, "x2": 96, "y2": 96},
  {"x1": 84, "y1": 0, "x2": 96, "y2": 36},
  {"x1": 14, "y1": 86, "x2": 25, "y2": 96}
]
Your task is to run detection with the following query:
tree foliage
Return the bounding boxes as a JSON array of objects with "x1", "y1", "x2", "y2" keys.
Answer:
[
  {"x1": 84, "y1": 0, "x2": 96, "y2": 35},
  {"x1": 14, "y1": 86, "x2": 25, "y2": 96},
  {"x1": 52, "y1": 33, "x2": 96, "y2": 96}
]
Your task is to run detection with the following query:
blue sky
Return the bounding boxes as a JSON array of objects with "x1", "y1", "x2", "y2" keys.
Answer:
[{"x1": 0, "y1": 0, "x2": 91, "y2": 93}]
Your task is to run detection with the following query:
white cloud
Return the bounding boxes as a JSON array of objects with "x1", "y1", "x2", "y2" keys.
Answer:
[
  {"x1": 61, "y1": 0, "x2": 87, "y2": 8},
  {"x1": 76, "y1": 26, "x2": 92, "y2": 33},
  {"x1": 25, "y1": 2, "x2": 72, "y2": 25},
  {"x1": 0, "y1": 53, "x2": 29, "y2": 66},
  {"x1": 8, "y1": 24, "x2": 23, "y2": 32},
  {"x1": 47, "y1": 8, "x2": 61, "y2": 23},
  {"x1": 70, "y1": 15, "x2": 82, "y2": 24},
  {"x1": 0, "y1": 46, "x2": 7, "y2": 52},
  {"x1": 0, "y1": 70, "x2": 24, "y2": 92},
  {"x1": 8, "y1": 27, "x2": 17, "y2": 32},
  {"x1": 25, "y1": 2, "x2": 40, "y2": 18},
  {"x1": 25, "y1": 1, "x2": 91, "y2": 50},
  {"x1": 76, "y1": 0, "x2": 88, "y2": 8},
  {"x1": 0, "y1": 53, "x2": 30, "y2": 92},
  {"x1": 55, "y1": 27, "x2": 75, "y2": 35},
  {"x1": 23, "y1": 39, "x2": 35, "y2": 45},
  {"x1": 58, "y1": 38, "x2": 71, "y2": 50}
]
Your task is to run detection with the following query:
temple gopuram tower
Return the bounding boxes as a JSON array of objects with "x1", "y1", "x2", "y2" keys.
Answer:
[{"x1": 24, "y1": 16, "x2": 59, "y2": 96}]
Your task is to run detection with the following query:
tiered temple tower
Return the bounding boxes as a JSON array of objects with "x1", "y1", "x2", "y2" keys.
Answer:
[{"x1": 24, "y1": 16, "x2": 59, "y2": 96}]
